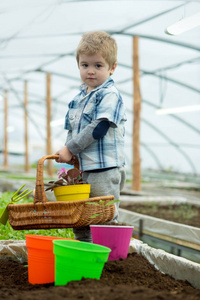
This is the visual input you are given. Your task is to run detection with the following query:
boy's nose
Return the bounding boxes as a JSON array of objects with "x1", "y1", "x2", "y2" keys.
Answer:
[{"x1": 88, "y1": 68, "x2": 95, "y2": 74}]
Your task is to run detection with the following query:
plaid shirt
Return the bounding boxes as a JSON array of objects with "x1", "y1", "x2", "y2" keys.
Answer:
[{"x1": 64, "y1": 77, "x2": 126, "y2": 171}]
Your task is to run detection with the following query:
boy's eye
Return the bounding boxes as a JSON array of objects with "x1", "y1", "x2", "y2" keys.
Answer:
[
  {"x1": 96, "y1": 64, "x2": 102, "y2": 68},
  {"x1": 82, "y1": 64, "x2": 88, "y2": 67}
]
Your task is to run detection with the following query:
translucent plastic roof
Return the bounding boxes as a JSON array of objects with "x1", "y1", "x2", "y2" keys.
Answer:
[{"x1": 0, "y1": 0, "x2": 200, "y2": 175}]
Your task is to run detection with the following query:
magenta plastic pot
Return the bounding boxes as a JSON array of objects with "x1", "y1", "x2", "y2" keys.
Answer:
[{"x1": 90, "y1": 225, "x2": 134, "y2": 261}]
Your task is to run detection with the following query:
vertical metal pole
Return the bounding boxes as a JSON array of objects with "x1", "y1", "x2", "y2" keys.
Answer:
[
  {"x1": 46, "y1": 73, "x2": 53, "y2": 176},
  {"x1": 132, "y1": 36, "x2": 141, "y2": 191},
  {"x1": 24, "y1": 81, "x2": 30, "y2": 172},
  {"x1": 3, "y1": 90, "x2": 8, "y2": 168},
  {"x1": 138, "y1": 219, "x2": 143, "y2": 240},
  {"x1": 177, "y1": 248, "x2": 181, "y2": 256}
]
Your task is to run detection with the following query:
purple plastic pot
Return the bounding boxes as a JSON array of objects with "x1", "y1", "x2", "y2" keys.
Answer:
[{"x1": 90, "y1": 225, "x2": 134, "y2": 261}]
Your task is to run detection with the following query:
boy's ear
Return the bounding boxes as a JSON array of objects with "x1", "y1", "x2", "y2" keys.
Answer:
[{"x1": 110, "y1": 62, "x2": 117, "y2": 75}]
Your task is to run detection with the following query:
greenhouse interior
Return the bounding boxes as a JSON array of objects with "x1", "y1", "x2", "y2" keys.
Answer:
[{"x1": 0, "y1": 1, "x2": 200, "y2": 299}]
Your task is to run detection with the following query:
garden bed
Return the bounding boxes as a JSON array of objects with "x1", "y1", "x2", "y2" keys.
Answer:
[
  {"x1": 0, "y1": 251, "x2": 200, "y2": 300},
  {"x1": 119, "y1": 202, "x2": 200, "y2": 227}
]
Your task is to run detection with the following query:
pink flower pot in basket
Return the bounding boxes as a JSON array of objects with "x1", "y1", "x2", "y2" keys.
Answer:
[{"x1": 90, "y1": 225, "x2": 134, "y2": 261}]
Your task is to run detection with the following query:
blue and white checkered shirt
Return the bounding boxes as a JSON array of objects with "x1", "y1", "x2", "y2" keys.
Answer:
[{"x1": 64, "y1": 77, "x2": 127, "y2": 171}]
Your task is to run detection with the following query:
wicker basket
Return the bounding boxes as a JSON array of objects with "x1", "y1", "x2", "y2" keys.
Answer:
[{"x1": 8, "y1": 155, "x2": 115, "y2": 230}]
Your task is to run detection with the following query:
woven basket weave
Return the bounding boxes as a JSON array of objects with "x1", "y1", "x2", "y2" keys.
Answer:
[{"x1": 8, "y1": 155, "x2": 115, "y2": 230}]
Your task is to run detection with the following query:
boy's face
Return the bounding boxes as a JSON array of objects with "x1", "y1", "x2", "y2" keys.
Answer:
[{"x1": 78, "y1": 54, "x2": 117, "y2": 93}]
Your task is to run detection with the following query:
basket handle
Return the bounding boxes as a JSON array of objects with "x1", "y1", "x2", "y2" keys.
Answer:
[
  {"x1": 34, "y1": 155, "x2": 58, "y2": 204},
  {"x1": 33, "y1": 154, "x2": 80, "y2": 204}
]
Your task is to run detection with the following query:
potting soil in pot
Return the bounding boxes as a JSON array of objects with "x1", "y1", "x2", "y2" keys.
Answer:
[{"x1": 0, "y1": 253, "x2": 199, "y2": 300}]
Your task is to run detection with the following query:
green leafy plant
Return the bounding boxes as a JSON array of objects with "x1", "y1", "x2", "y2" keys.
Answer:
[
  {"x1": 45, "y1": 167, "x2": 88, "y2": 191},
  {"x1": 0, "y1": 191, "x2": 74, "y2": 240},
  {"x1": 0, "y1": 184, "x2": 33, "y2": 225},
  {"x1": 0, "y1": 222, "x2": 74, "y2": 241},
  {"x1": 86, "y1": 199, "x2": 120, "y2": 222}
]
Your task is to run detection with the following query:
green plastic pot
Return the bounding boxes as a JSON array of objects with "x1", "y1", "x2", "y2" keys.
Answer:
[{"x1": 53, "y1": 240, "x2": 111, "y2": 285}]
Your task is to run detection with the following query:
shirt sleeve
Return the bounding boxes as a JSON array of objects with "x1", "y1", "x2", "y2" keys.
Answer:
[
  {"x1": 94, "y1": 91, "x2": 125, "y2": 127},
  {"x1": 64, "y1": 111, "x2": 71, "y2": 130},
  {"x1": 64, "y1": 99, "x2": 78, "y2": 130},
  {"x1": 65, "y1": 119, "x2": 110, "y2": 155},
  {"x1": 66, "y1": 130, "x2": 72, "y2": 143}
]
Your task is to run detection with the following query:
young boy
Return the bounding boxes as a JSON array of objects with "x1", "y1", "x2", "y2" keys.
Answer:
[{"x1": 55, "y1": 31, "x2": 126, "y2": 242}]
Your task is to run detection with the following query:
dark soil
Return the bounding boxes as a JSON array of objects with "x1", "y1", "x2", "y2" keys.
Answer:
[
  {"x1": 0, "y1": 253, "x2": 199, "y2": 300},
  {"x1": 120, "y1": 203, "x2": 200, "y2": 227}
]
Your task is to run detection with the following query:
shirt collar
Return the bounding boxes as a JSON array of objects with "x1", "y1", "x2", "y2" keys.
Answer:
[{"x1": 79, "y1": 77, "x2": 114, "y2": 96}]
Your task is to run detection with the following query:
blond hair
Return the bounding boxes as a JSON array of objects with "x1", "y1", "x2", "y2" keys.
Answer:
[{"x1": 76, "y1": 31, "x2": 117, "y2": 68}]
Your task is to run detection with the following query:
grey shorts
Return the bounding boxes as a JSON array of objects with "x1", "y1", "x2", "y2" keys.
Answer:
[
  {"x1": 73, "y1": 167, "x2": 126, "y2": 242},
  {"x1": 82, "y1": 166, "x2": 126, "y2": 220}
]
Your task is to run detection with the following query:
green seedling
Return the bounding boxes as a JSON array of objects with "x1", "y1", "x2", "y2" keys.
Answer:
[
  {"x1": 86, "y1": 199, "x2": 120, "y2": 222},
  {"x1": 0, "y1": 184, "x2": 33, "y2": 225}
]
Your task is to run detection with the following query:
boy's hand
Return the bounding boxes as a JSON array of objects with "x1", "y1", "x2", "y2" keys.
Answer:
[{"x1": 55, "y1": 146, "x2": 73, "y2": 163}]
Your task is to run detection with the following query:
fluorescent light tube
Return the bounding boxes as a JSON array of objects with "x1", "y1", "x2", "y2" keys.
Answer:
[
  {"x1": 165, "y1": 11, "x2": 200, "y2": 35},
  {"x1": 156, "y1": 105, "x2": 200, "y2": 115}
]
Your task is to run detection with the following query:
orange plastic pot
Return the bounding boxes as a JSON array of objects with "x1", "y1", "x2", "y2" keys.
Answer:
[{"x1": 25, "y1": 235, "x2": 77, "y2": 284}]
